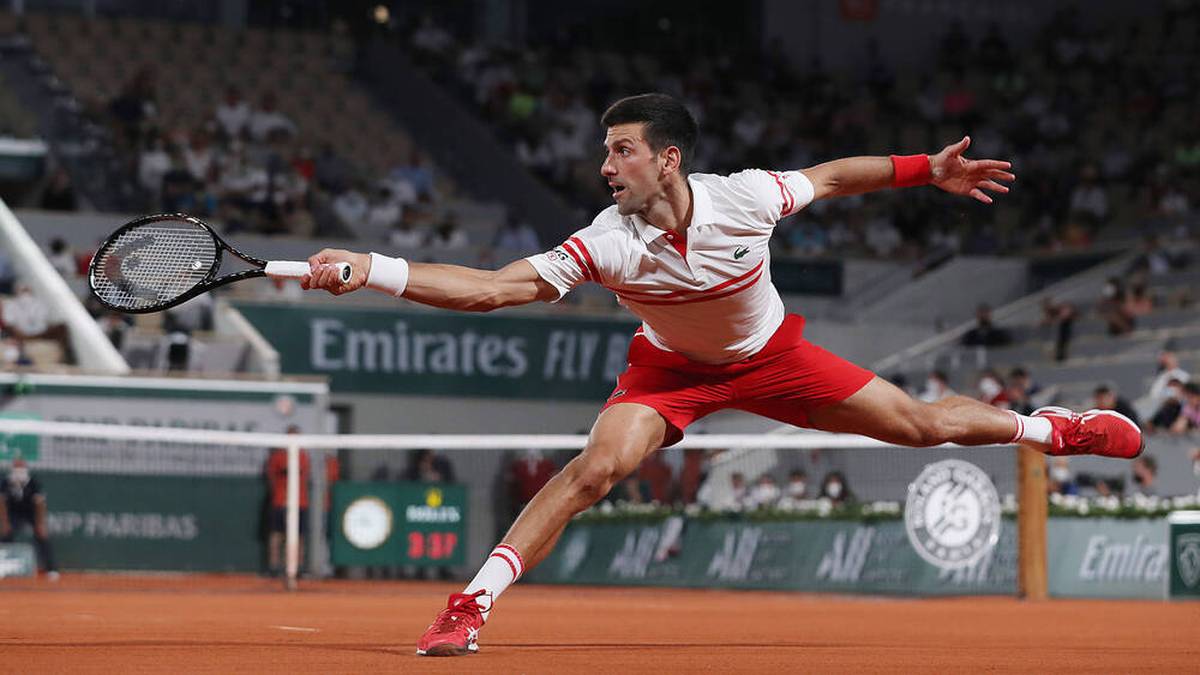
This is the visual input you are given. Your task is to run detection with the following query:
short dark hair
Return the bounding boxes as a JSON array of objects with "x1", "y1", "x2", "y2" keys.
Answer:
[{"x1": 601, "y1": 93, "x2": 698, "y2": 171}]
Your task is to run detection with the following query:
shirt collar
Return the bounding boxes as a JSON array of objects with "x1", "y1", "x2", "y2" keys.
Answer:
[{"x1": 630, "y1": 175, "x2": 715, "y2": 244}]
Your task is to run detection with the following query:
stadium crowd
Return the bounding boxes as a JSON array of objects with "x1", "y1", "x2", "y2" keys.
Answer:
[{"x1": 404, "y1": 4, "x2": 1199, "y2": 258}]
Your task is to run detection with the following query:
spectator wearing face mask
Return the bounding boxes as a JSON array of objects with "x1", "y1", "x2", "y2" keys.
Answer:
[
  {"x1": 0, "y1": 459, "x2": 58, "y2": 580},
  {"x1": 747, "y1": 474, "x2": 781, "y2": 510},
  {"x1": 977, "y1": 369, "x2": 1009, "y2": 408},
  {"x1": 778, "y1": 469, "x2": 809, "y2": 508},
  {"x1": 919, "y1": 370, "x2": 955, "y2": 403},
  {"x1": 1047, "y1": 457, "x2": 1078, "y2": 496},
  {"x1": 1169, "y1": 383, "x2": 1200, "y2": 435},
  {"x1": 819, "y1": 471, "x2": 854, "y2": 507},
  {"x1": 1092, "y1": 384, "x2": 1141, "y2": 429},
  {"x1": 1130, "y1": 456, "x2": 1157, "y2": 496}
]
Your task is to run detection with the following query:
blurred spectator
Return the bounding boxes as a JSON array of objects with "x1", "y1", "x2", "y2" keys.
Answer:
[
  {"x1": 248, "y1": 92, "x2": 296, "y2": 142},
  {"x1": 1148, "y1": 377, "x2": 1187, "y2": 432},
  {"x1": 1130, "y1": 455, "x2": 1157, "y2": 496},
  {"x1": 430, "y1": 215, "x2": 469, "y2": 250},
  {"x1": 1093, "y1": 384, "x2": 1141, "y2": 428},
  {"x1": 1047, "y1": 457, "x2": 1078, "y2": 496},
  {"x1": 747, "y1": 474, "x2": 781, "y2": 510},
  {"x1": 45, "y1": 238, "x2": 76, "y2": 279},
  {"x1": 1169, "y1": 383, "x2": 1200, "y2": 435},
  {"x1": 961, "y1": 304, "x2": 1012, "y2": 347},
  {"x1": 818, "y1": 471, "x2": 853, "y2": 507},
  {"x1": 1147, "y1": 346, "x2": 1190, "y2": 409},
  {"x1": 1, "y1": 286, "x2": 67, "y2": 356},
  {"x1": 215, "y1": 86, "x2": 251, "y2": 139},
  {"x1": 0, "y1": 459, "x2": 58, "y2": 579},
  {"x1": 389, "y1": 211, "x2": 427, "y2": 248},
  {"x1": 264, "y1": 426, "x2": 310, "y2": 577},
  {"x1": 388, "y1": 150, "x2": 436, "y2": 201},
  {"x1": 365, "y1": 185, "x2": 403, "y2": 233},
  {"x1": 678, "y1": 448, "x2": 708, "y2": 505},
  {"x1": 1006, "y1": 373, "x2": 1035, "y2": 415},
  {"x1": 494, "y1": 216, "x2": 541, "y2": 255},
  {"x1": 918, "y1": 370, "x2": 955, "y2": 403},
  {"x1": 977, "y1": 369, "x2": 1009, "y2": 408},
  {"x1": 508, "y1": 449, "x2": 557, "y2": 515},
  {"x1": 1068, "y1": 164, "x2": 1108, "y2": 221},
  {"x1": 1098, "y1": 277, "x2": 1135, "y2": 336},
  {"x1": 1123, "y1": 284, "x2": 1154, "y2": 318},
  {"x1": 405, "y1": 448, "x2": 456, "y2": 483},
  {"x1": 637, "y1": 452, "x2": 673, "y2": 504},
  {"x1": 1040, "y1": 297, "x2": 1076, "y2": 361},
  {"x1": 332, "y1": 182, "x2": 370, "y2": 232},
  {"x1": 39, "y1": 168, "x2": 78, "y2": 211},
  {"x1": 778, "y1": 469, "x2": 809, "y2": 507},
  {"x1": 0, "y1": 250, "x2": 13, "y2": 294},
  {"x1": 698, "y1": 471, "x2": 747, "y2": 511}
]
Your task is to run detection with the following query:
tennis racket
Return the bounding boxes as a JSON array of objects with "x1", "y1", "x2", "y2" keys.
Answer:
[{"x1": 88, "y1": 213, "x2": 351, "y2": 314}]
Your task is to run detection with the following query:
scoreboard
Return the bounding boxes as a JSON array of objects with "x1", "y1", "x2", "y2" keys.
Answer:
[{"x1": 332, "y1": 482, "x2": 467, "y2": 567}]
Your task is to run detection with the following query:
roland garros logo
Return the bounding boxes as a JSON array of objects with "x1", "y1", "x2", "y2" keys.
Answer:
[{"x1": 905, "y1": 459, "x2": 1001, "y2": 570}]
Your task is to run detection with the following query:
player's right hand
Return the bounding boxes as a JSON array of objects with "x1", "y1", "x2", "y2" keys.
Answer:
[{"x1": 303, "y1": 249, "x2": 371, "y2": 295}]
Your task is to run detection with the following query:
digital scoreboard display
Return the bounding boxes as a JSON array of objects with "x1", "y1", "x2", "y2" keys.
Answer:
[{"x1": 332, "y1": 482, "x2": 467, "y2": 567}]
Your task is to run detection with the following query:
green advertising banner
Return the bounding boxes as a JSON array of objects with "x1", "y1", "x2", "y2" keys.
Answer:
[
  {"x1": 1167, "y1": 511, "x2": 1200, "y2": 600},
  {"x1": 1046, "y1": 518, "x2": 1167, "y2": 599},
  {"x1": 233, "y1": 302, "x2": 638, "y2": 399},
  {"x1": 331, "y1": 481, "x2": 467, "y2": 567},
  {"x1": 38, "y1": 472, "x2": 266, "y2": 572},
  {"x1": 526, "y1": 518, "x2": 1017, "y2": 596}
]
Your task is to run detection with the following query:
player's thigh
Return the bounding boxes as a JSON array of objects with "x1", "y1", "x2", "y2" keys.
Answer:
[
  {"x1": 579, "y1": 402, "x2": 668, "y2": 476},
  {"x1": 805, "y1": 376, "x2": 928, "y2": 444}
]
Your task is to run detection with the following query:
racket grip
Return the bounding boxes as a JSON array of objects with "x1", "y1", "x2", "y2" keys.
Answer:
[{"x1": 265, "y1": 261, "x2": 352, "y2": 283}]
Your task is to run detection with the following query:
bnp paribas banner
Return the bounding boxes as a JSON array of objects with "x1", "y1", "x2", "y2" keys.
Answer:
[
  {"x1": 525, "y1": 518, "x2": 1018, "y2": 596},
  {"x1": 233, "y1": 302, "x2": 638, "y2": 399}
]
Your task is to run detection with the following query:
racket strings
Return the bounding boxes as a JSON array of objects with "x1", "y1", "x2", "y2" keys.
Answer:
[{"x1": 91, "y1": 224, "x2": 219, "y2": 310}]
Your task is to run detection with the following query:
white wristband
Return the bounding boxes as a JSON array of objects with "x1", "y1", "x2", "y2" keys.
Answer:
[{"x1": 366, "y1": 252, "x2": 410, "y2": 297}]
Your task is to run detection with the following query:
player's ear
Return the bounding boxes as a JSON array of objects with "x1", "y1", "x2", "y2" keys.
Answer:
[{"x1": 661, "y1": 145, "x2": 682, "y2": 175}]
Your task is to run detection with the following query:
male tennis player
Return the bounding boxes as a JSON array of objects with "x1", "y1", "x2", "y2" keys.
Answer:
[{"x1": 303, "y1": 94, "x2": 1142, "y2": 656}]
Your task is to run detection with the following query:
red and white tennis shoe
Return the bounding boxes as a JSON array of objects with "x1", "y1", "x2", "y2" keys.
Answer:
[
  {"x1": 415, "y1": 590, "x2": 487, "y2": 656},
  {"x1": 1031, "y1": 406, "x2": 1144, "y2": 459}
]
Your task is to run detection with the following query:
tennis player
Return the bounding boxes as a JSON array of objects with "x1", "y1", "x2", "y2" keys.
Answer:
[{"x1": 302, "y1": 94, "x2": 1142, "y2": 656}]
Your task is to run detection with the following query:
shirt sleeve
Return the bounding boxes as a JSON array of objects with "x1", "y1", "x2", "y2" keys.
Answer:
[
  {"x1": 726, "y1": 169, "x2": 816, "y2": 224},
  {"x1": 524, "y1": 228, "x2": 605, "y2": 302}
]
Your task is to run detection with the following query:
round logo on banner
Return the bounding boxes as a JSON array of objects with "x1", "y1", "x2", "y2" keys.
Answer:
[
  {"x1": 904, "y1": 459, "x2": 1001, "y2": 570},
  {"x1": 342, "y1": 496, "x2": 393, "y2": 550}
]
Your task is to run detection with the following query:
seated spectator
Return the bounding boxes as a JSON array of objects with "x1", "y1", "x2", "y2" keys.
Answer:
[
  {"x1": 248, "y1": 92, "x2": 296, "y2": 143},
  {"x1": 388, "y1": 211, "x2": 427, "y2": 249},
  {"x1": 39, "y1": 168, "x2": 78, "y2": 211},
  {"x1": 365, "y1": 185, "x2": 403, "y2": 233},
  {"x1": 508, "y1": 449, "x2": 557, "y2": 516},
  {"x1": 961, "y1": 304, "x2": 1012, "y2": 347},
  {"x1": 1098, "y1": 277, "x2": 1135, "y2": 336},
  {"x1": 746, "y1": 474, "x2": 781, "y2": 510},
  {"x1": 429, "y1": 215, "x2": 469, "y2": 250},
  {"x1": 215, "y1": 86, "x2": 251, "y2": 140},
  {"x1": 1169, "y1": 383, "x2": 1200, "y2": 435},
  {"x1": 1130, "y1": 456, "x2": 1157, "y2": 496},
  {"x1": 45, "y1": 238, "x2": 76, "y2": 279},
  {"x1": 1068, "y1": 164, "x2": 1109, "y2": 221},
  {"x1": 493, "y1": 216, "x2": 541, "y2": 255},
  {"x1": 1148, "y1": 346, "x2": 1190, "y2": 409},
  {"x1": 1006, "y1": 374, "x2": 1035, "y2": 415},
  {"x1": 388, "y1": 150, "x2": 436, "y2": 201},
  {"x1": 977, "y1": 369, "x2": 1009, "y2": 408},
  {"x1": 677, "y1": 448, "x2": 707, "y2": 506},
  {"x1": 1040, "y1": 296, "x2": 1076, "y2": 361},
  {"x1": 332, "y1": 183, "x2": 370, "y2": 232},
  {"x1": 777, "y1": 469, "x2": 809, "y2": 507},
  {"x1": 1047, "y1": 457, "x2": 1078, "y2": 496},
  {"x1": 637, "y1": 452, "x2": 674, "y2": 505},
  {"x1": 404, "y1": 449, "x2": 456, "y2": 483},
  {"x1": 1009, "y1": 367, "x2": 1041, "y2": 398},
  {"x1": 697, "y1": 471, "x2": 747, "y2": 511},
  {"x1": 818, "y1": 471, "x2": 853, "y2": 507},
  {"x1": 918, "y1": 370, "x2": 955, "y2": 403},
  {"x1": 2, "y1": 285, "x2": 52, "y2": 342},
  {"x1": 1123, "y1": 284, "x2": 1154, "y2": 317},
  {"x1": 1093, "y1": 384, "x2": 1141, "y2": 428},
  {"x1": 1148, "y1": 377, "x2": 1187, "y2": 432}
]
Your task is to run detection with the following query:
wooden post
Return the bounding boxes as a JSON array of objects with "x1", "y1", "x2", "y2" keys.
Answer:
[{"x1": 1017, "y1": 445, "x2": 1048, "y2": 600}]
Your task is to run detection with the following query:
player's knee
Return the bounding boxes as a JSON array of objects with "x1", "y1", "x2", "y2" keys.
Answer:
[{"x1": 563, "y1": 452, "x2": 623, "y2": 505}]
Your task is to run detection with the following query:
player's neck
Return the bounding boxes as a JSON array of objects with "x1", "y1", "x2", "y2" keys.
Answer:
[{"x1": 639, "y1": 176, "x2": 692, "y2": 235}]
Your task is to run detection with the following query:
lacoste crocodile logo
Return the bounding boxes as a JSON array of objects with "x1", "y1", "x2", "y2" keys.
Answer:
[{"x1": 733, "y1": 246, "x2": 751, "y2": 260}]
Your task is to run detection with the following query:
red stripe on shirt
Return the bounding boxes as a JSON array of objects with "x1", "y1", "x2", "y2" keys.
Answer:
[
  {"x1": 614, "y1": 260, "x2": 764, "y2": 299},
  {"x1": 767, "y1": 170, "x2": 794, "y2": 216},
  {"x1": 560, "y1": 240, "x2": 591, "y2": 281},
  {"x1": 616, "y1": 267, "x2": 764, "y2": 305},
  {"x1": 568, "y1": 236, "x2": 601, "y2": 282}
]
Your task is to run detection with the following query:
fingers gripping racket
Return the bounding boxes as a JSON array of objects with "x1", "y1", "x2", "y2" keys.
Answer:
[{"x1": 88, "y1": 213, "x2": 350, "y2": 314}]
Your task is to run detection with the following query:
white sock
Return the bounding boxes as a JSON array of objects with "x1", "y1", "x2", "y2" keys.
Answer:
[
  {"x1": 1007, "y1": 411, "x2": 1053, "y2": 445},
  {"x1": 462, "y1": 544, "x2": 524, "y2": 621}
]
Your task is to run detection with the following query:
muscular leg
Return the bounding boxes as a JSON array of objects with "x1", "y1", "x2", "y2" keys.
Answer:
[
  {"x1": 500, "y1": 403, "x2": 667, "y2": 568},
  {"x1": 806, "y1": 377, "x2": 1042, "y2": 450}
]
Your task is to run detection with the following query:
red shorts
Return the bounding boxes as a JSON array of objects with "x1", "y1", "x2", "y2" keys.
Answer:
[{"x1": 601, "y1": 314, "x2": 875, "y2": 446}]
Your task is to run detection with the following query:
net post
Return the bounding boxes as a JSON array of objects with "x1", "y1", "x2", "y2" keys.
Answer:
[
  {"x1": 1017, "y1": 445, "x2": 1048, "y2": 600},
  {"x1": 285, "y1": 442, "x2": 300, "y2": 591}
]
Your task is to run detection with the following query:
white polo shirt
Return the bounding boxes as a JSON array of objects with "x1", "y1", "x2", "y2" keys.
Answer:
[{"x1": 526, "y1": 169, "x2": 815, "y2": 364}]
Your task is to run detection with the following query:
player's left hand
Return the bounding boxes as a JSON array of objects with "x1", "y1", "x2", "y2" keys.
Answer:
[{"x1": 929, "y1": 136, "x2": 1015, "y2": 204}]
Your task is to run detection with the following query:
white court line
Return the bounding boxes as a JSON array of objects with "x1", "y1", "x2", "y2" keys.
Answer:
[{"x1": 271, "y1": 625, "x2": 320, "y2": 633}]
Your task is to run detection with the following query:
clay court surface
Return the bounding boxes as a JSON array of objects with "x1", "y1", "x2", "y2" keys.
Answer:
[{"x1": 1, "y1": 575, "x2": 1197, "y2": 673}]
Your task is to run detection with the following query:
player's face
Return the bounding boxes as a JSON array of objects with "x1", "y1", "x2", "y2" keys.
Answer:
[{"x1": 601, "y1": 123, "x2": 663, "y2": 216}]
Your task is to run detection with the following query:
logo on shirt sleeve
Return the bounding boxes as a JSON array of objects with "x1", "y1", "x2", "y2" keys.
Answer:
[{"x1": 546, "y1": 248, "x2": 569, "y2": 262}]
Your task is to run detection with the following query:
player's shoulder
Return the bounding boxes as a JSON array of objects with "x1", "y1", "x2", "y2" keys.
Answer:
[
  {"x1": 690, "y1": 170, "x2": 778, "y2": 216},
  {"x1": 574, "y1": 205, "x2": 636, "y2": 246}
]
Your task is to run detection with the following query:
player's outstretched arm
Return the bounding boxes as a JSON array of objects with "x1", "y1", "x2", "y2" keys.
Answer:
[
  {"x1": 302, "y1": 249, "x2": 558, "y2": 312},
  {"x1": 801, "y1": 136, "x2": 1015, "y2": 204}
]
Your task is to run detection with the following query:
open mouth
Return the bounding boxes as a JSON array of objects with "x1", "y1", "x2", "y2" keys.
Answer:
[{"x1": 610, "y1": 183, "x2": 627, "y2": 198}]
